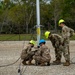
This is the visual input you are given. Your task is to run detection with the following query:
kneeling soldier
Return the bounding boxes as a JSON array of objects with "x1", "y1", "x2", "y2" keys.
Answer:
[
  {"x1": 33, "y1": 39, "x2": 51, "y2": 66},
  {"x1": 21, "y1": 40, "x2": 35, "y2": 65}
]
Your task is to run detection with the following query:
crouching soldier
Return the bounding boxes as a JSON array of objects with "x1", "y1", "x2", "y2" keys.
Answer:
[
  {"x1": 21, "y1": 40, "x2": 36, "y2": 65},
  {"x1": 45, "y1": 31, "x2": 63, "y2": 65},
  {"x1": 33, "y1": 39, "x2": 51, "y2": 66}
]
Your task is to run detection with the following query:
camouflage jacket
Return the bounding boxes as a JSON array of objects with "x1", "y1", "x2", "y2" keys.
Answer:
[
  {"x1": 39, "y1": 45, "x2": 50, "y2": 59},
  {"x1": 21, "y1": 45, "x2": 32, "y2": 59},
  {"x1": 62, "y1": 25, "x2": 74, "y2": 40},
  {"x1": 49, "y1": 34, "x2": 63, "y2": 48}
]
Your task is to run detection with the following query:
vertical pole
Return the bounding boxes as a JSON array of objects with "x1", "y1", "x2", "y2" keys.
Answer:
[{"x1": 36, "y1": 0, "x2": 41, "y2": 47}]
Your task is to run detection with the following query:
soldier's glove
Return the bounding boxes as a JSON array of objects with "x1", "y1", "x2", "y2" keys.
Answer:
[
  {"x1": 37, "y1": 46, "x2": 40, "y2": 48},
  {"x1": 34, "y1": 46, "x2": 40, "y2": 49},
  {"x1": 34, "y1": 50, "x2": 38, "y2": 53}
]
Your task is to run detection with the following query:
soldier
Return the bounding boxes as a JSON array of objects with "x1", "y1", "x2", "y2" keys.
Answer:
[
  {"x1": 58, "y1": 19, "x2": 74, "y2": 66},
  {"x1": 45, "y1": 31, "x2": 63, "y2": 65},
  {"x1": 33, "y1": 39, "x2": 51, "y2": 66},
  {"x1": 21, "y1": 40, "x2": 36, "y2": 65}
]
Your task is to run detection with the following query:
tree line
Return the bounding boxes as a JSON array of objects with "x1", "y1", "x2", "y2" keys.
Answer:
[{"x1": 0, "y1": 0, "x2": 75, "y2": 34}]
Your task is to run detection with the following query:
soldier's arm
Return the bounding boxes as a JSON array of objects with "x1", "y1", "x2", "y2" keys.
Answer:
[
  {"x1": 69, "y1": 28, "x2": 74, "y2": 37},
  {"x1": 62, "y1": 27, "x2": 69, "y2": 39},
  {"x1": 40, "y1": 47, "x2": 44, "y2": 56},
  {"x1": 23, "y1": 46, "x2": 31, "y2": 54},
  {"x1": 57, "y1": 35, "x2": 63, "y2": 45},
  {"x1": 27, "y1": 47, "x2": 32, "y2": 55},
  {"x1": 22, "y1": 46, "x2": 28, "y2": 53},
  {"x1": 21, "y1": 47, "x2": 28, "y2": 59},
  {"x1": 53, "y1": 35, "x2": 60, "y2": 48}
]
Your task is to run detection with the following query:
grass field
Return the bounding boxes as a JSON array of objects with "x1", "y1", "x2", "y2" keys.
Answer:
[
  {"x1": 0, "y1": 34, "x2": 45, "y2": 41},
  {"x1": 0, "y1": 34, "x2": 75, "y2": 41},
  {"x1": 0, "y1": 34, "x2": 35, "y2": 41}
]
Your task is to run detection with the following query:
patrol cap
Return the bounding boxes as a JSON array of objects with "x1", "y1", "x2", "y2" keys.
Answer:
[
  {"x1": 45, "y1": 31, "x2": 50, "y2": 39},
  {"x1": 58, "y1": 19, "x2": 65, "y2": 26}
]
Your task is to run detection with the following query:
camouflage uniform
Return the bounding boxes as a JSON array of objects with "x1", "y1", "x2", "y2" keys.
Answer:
[
  {"x1": 21, "y1": 45, "x2": 34, "y2": 65},
  {"x1": 48, "y1": 34, "x2": 63, "y2": 63},
  {"x1": 62, "y1": 25, "x2": 74, "y2": 62},
  {"x1": 33, "y1": 45, "x2": 51, "y2": 66}
]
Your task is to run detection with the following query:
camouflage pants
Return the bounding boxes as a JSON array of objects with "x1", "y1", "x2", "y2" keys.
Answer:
[
  {"x1": 21, "y1": 50, "x2": 35, "y2": 64},
  {"x1": 33, "y1": 55, "x2": 50, "y2": 64},
  {"x1": 62, "y1": 39, "x2": 70, "y2": 61},
  {"x1": 56, "y1": 39, "x2": 70, "y2": 61},
  {"x1": 55, "y1": 45, "x2": 70, "y2": 61},
  {"x1": 55, "y1": 46, "x2": 62, "y2": 60}
]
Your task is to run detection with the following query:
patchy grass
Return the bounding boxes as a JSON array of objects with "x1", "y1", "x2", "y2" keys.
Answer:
[
  {"x1": 0, "y1": 34, "x2": 37, "y2": 41},
  {"x1": 0, "y1": 34, "x2": 75, "y2": 41},
  {"x1": 70, "y1": 34, "x2": 75, "y2": 40}
]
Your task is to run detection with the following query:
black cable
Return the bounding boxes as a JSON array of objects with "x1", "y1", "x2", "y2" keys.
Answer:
[
  {"x1": 21, "y1": 66, "x2": 27, "y2": 75},
  {"x1": 18, "y1": 61, "x2": 22, "y2": 75},
  {"x1": 70, "y1": 57, "x2": 75, "y2": 64},
  {"x1": 18, "y1": 61, "x2": 27, "y2": 75},
  {"x1": 18, "y1": 39, "x2": 27, "y2": 75},
  {"x1": 0, "y1": 57, "x2": 20, "y2": 67}
]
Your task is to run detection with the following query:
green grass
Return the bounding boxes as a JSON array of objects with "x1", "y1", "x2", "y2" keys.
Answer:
[
  {"x1": 70, "y1": 34, "x2": 75, "y2": 40},
  {"x1": 0, "y1": 34, "x2": 75, "y2": 41},
  {"x1": 0, "y1": 34, "x2": 36, "y2": 41}
]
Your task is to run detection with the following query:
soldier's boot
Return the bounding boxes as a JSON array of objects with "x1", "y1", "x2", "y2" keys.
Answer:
[
  {"x1": 28, "y1": 60, "x2": 33, "y2": 65},
  {"x1": 40, "y1": 60, "x2": 45, "y2": 66},
  {"x1": 53, "y1": 59, "x2": 61, "y2": 65},
  {"x1": 63, "y1": 60, "x2": 70, "y2": 66},
  {"x1": 35, "y1": 60, "x2": 40, "y2": 66},
  {"x1": 47, "y1": 61, "x2": 50, "y2": 66},
  {"x1": 53, "y1": 59, "x2": 58, "y2": 63},
  {"x1": 40, "y1": 62, "x2": 45, "y2": 66},
  {"x1": 35, "y1": 61, "x2": 38, "y2": 66},
  {"x1": 22, "y1": 60, "x2": 27, "y2": 65}
]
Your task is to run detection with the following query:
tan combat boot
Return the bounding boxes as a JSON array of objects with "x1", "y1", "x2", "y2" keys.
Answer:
[
  {"x1": 40, "y1": 60, "x2": 46, "y2": 66},
  {"x1": 53, "y1": 59, "x2": 58, "y2": 63},
  {"x1": 28, "y1": 60, "x2": 33, "y2": 65},
  {"x1": 63, "y1": 60, "x2": 70, "y2": 66},
  {"x1": 47, "y1": 61, "x2": 50, "y2": 66},
  {"x1": 40, "y1": 62, "x2": 45, "y2": 66},
  {"x1": 53, "y1": 59, "x2": 61, "y2": 65},
  {"x1": 22, "y1": 60, "x2": 27, "y2": 65}
]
